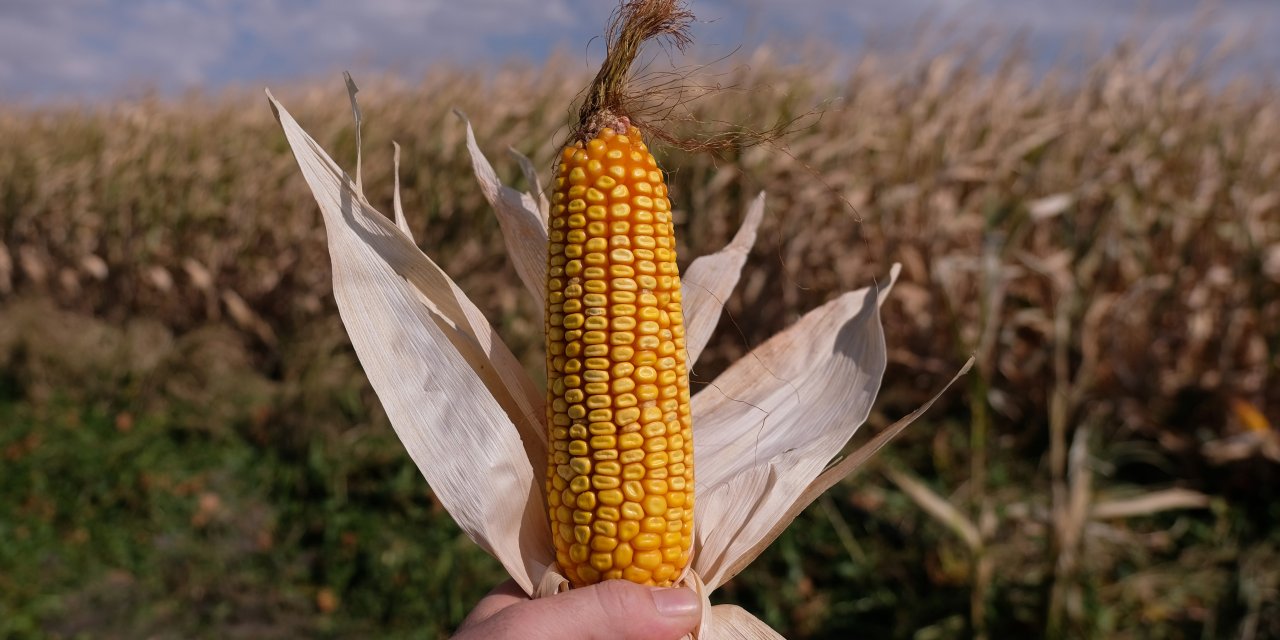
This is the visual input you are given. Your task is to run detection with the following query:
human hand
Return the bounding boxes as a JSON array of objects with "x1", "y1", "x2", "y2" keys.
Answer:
[{"x1": 453, "y1": 578, "x2": 702, "y2": 640}]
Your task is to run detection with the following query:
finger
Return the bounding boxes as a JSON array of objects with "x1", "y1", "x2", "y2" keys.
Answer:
[
  {"x1": 458, "y1": 579, "x2": 529, "y2": 630},
  {"x1": 477, "y1": 580, "x2": 701, "y2": 640}
]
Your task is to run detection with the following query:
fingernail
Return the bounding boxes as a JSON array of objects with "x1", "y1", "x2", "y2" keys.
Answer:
[{"x1": 651, "y1": 587, "x2": 700, "y2": 617}]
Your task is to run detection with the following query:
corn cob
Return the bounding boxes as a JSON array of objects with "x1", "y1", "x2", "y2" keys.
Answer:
[{"x1": 545, "y1": 123, "x2": 694, "y2": 588}]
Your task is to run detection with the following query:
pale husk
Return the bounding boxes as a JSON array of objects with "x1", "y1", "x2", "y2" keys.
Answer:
[
  {"x1": 391, "y1": 141, "x2": 411, "y2": 237},
  {"x1": 707, "y1": 605, "x2": 786, "y2": 640},
  {"x1": 681, "y1": 192, "x2": 765, "y2": 366},
  {"x1": 510, "y1": 146, "x2": 551, "y2": 219},
  {"x1": 714, "y1": 354, "x2": 976, "y2": 588},
  {"x1": 458, "y1": 112, "x2": 550, "y2": 319},
  {"x1": 268, "y1": 90, "x2": 552, "y2": 594},
  {"x1": 690, "y1": 270, "x2": 893, "y2": 589}
]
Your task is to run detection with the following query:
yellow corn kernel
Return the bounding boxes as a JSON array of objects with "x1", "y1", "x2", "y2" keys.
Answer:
[{"x1": 545, "y1": 126, "x2": 694, "y2": 588}]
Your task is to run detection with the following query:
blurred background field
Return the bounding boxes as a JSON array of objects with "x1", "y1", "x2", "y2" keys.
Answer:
[{"x1": 3, "y1": 26, "x2": 1280, "y2": 640}]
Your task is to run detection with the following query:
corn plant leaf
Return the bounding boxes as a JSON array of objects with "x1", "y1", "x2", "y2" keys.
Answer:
[
  {"x1": 269, "y1": 90, "x2": 550, "y2": 595},
  {"x1": 709, "y1": 605, "x2": 786, "y2": 640},
  {"x1": 682, "y1": 192, "x2": 765, "y2": 368},
  {"x1": 884, "y1": 465, "x2": 981, "y2": 551},
  {"x1": 458, "y1": 112, "x2": 548, "y2": 317},
  {"x1": 690, "y1": 268, "x2": 895, "y2": 589}
]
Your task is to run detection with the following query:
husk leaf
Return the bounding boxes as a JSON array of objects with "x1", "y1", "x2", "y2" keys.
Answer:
[
  {"x1": 715, "y1": 354, "x2": 975, "y2": 587},
  {"x1": 690, "y1": 270, "x2": 892, "y2": 589},
  {"x1": 458, "y1": 111, "x2": 549, "y2": 317},
  {"x1": 707, "y1": 605, "x2": 786, "y2": 640},
  {"x1": 268, "y1": 89, "x2": 552, "y2": 594},
  {"x1": 683, "y1": 192, "x2": 765, "y2": 367}
]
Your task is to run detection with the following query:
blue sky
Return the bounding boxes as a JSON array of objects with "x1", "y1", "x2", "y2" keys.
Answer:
[{"x1": 2, "y1": 0, "x2": 1277, "y2": 103}]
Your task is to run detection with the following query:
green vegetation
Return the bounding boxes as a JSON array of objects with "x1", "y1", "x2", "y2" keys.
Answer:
[
  {"x1": 0, "y1": 305, "x2": 505, "y2": 638},
  {"x1": 2, "y1": 40, "x2": 1278, "y2": 638}
]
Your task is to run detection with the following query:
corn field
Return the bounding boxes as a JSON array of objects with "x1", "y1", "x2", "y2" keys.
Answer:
[{"x1": 2, "y1": 40, "x2": 1278, "y2": 639}]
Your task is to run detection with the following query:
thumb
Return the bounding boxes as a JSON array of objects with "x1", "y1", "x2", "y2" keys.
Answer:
[{"x1": 481, "y1": 580, "x2": 702, "y2": 640}]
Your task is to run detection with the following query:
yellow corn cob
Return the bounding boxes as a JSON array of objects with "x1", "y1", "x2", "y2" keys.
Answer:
[{"x1": 545, "y1": 124, "x2": 694, "y2": 588}]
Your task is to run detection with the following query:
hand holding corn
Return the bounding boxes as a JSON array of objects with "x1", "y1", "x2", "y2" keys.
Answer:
[{"x1": 453, "y1": 578, "x2": 701, "y2": 639}]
